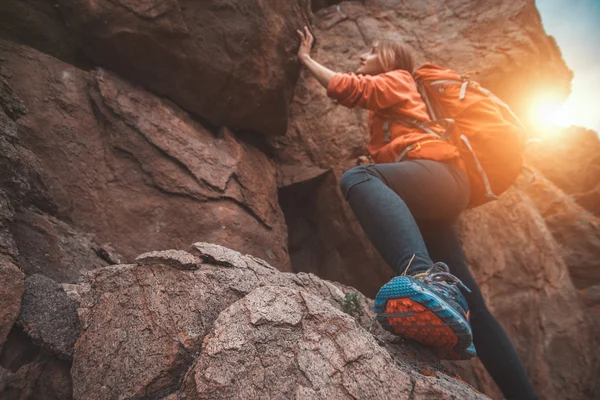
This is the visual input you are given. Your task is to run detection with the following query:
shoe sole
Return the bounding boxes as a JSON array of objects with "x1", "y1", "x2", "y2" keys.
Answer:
[{"x1": 374, "y1": 276, "x2": 473, "y2": 358}]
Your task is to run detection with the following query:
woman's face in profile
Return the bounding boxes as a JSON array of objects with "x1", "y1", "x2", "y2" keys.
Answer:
[{"x1": 357, "y1": 43, "x2": 385, "y2": 76}]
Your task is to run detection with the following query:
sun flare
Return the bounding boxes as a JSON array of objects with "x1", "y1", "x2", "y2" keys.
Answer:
[{"x1": 528, "y1": 96, "x2": 569, "y2": 130}]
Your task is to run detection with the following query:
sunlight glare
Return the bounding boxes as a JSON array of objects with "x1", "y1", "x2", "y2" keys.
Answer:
[{"x1": 529, "y1": 96, "x2": 569, "y2": 129}]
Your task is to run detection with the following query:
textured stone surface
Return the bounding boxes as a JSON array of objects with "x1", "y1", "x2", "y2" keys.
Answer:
[
  {"x1": 525, "y1": 126, "x2": 600, "y2": 217},
  {"x1": 17, "y1": 275, "x2": 80, "y2": 359},
  {"x1": 10, "y1": 208, "x2": 113, "y2": 283},
  {"x1": 0, "y1": 257, "x2": 24, "y2": 350},
  {"x1": 517, "y1": 172, "x2": 600, "y2": 289},
  {"x1": 179, "y1": 285, "x2": 487, "y2": 399},
  {"x1": 69, "y1": 244, "x2": 481, "y2": 399},
  {"x1": 136, "y1": 249, "x2": 202, "y2": 270},
  {"x1": 0, "y1": 326, "x2": 72, "y2": 400},
  {"x1": 55, "y1": 0, "x2": 311, "y2": 136},
  {"x1": 0, "y1": 0, "x2": 83, "y2": 66},
  {"x1": 0, "y1": 40, "x2": 290, "y2": 270},
  {"x1": 456, "y1": 188, "x2": 594, "y2": 400}
]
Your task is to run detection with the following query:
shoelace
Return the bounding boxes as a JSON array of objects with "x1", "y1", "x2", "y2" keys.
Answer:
[{"x1": 415, "y1": 263, "x2": 472, "y2": 295}]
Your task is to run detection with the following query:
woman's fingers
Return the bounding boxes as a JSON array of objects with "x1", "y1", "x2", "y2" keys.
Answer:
[{"x1": 304, "y1": 26, "x2": 313, "y2": 43}]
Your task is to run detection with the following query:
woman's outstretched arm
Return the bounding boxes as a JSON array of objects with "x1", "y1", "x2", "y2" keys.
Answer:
[{"x1": 297, "y1": 26, "x2": 336, "y2": 88}]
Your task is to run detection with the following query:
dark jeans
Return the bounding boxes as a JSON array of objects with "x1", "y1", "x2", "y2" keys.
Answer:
[{"x1": 339, "y1": 160, "x2": 537, "y2": 400}]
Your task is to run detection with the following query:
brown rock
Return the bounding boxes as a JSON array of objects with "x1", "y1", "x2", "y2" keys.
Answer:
[
  {"x1": 55, "y1": 0, "x2": 312, "y2": 136},
  {"x1": 70, "y1": 244, "x2": 477, "y2": 399},
  {"x1": 179, "y1": 285, "x2": 488, "y2": 399},
  {"x1": 517, "y1": 172, "x2": 600, "y2": 289},
  {"x1": 17, "y1": 275, "x2": 80, "y2": 360},
  {"x1": 70, "y1": 258, "x2": 262, "y2": 399},
  {"x1": 0, "y1": 256, "x2": 24, "y2": 350},
  {"x1": 456, "y1": 189, "x2": 595, "y2": 399},
  {"x1": 10, "y1": 208, "x2": 113, "y2": 283},
  {"x1": 0, "y1": 40, "x2": 290, "y2": 270},
  {"x1": 0, "y1": 327, "x2": 72, "y2": 400},
  {"x1": 525, "y1": 126, "x2": 600, "y2": 217},
  {"x1": 136, "y1": 249, "x2": 202, "y2": 271},
  {"x1": 0, "y1": 0, "x2": 83, "y2": 66}
]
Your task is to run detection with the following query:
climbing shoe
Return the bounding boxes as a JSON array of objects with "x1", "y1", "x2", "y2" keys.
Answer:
[{"x1": 374, "y1": 262, "x2": 476, "y2": 360}]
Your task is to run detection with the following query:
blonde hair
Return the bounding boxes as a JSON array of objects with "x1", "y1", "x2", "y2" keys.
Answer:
[{"x1": 375, "y1": 39, "x2": 415, "y2": 73}]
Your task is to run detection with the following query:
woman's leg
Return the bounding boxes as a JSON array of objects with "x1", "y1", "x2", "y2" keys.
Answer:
[
  {"x1": 339, "y1": 159, "x2": 469, "y2": 275},
  {"x1": 418, "y1": 220, "x2": 537, "y2": 400}
]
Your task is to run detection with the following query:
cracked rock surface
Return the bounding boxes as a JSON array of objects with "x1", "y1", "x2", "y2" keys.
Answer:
[
  {"x1": 179, "y1": 285, "x2": 488, "y2": 400},
  {"x1": 0, "y1": 39, "x2": 290, "y2": 269},
  {"x1": 69, "y1": 244, "x2": 485, "y2": 400}
]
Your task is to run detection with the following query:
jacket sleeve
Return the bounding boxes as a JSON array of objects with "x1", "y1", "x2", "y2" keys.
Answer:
[{"x1": 326, "y1": 70, "x2": 414, "y2": 111}]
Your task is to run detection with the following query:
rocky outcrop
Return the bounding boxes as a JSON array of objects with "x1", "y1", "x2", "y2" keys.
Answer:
[
  {"x1": 69, "y1": 244, "x2": 485, "y2": 400},
  {"x1": 456, "y1": 188, "x2": 594, "y2": 400},
  {"x1": 517, "y1": 172, "x2": 600, "y2": 289},
  {"x1": 54, "y1": 0, "x2": 312, "y2": 136},
  {"x1": 10, "y1": 209, "x2": 116, "y2": 283},
  {"x1": 0, "y1": 40, "x2": 291, "y2": 270},
  {"x1": 180, "y1": 285, "x2": 486, "y2": 399},
  {"x1": 525, "y1": 126, "x2": 600, "y2": 217}
]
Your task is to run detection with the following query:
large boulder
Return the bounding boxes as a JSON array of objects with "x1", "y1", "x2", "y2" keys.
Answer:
[
  {"x1": 17, "y1": 274, "x2": 80, "y2": 359},
  {"x1": 69, "y1": 243, "x2": 481, "y2": 399},
  {"x1": 0, "y1": 40, "x2": 290, "y2": 269},
  {"x1": 55, "y1": 0, "x2": 312, "y2": 136},
  {"x1": 179, "y1": 285, "x2": 487, "y2": 399}
]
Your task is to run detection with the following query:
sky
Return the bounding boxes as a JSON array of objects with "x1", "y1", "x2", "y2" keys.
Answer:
[{"x1": 535, "y1": 0, "x2": 600, "y2": 133}]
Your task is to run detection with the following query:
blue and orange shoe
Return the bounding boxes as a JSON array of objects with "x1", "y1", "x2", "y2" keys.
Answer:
[{"x1": 374, "y1": 262, "x2": 476, "y2": 360}]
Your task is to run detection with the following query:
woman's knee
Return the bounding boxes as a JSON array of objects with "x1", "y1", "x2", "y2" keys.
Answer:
[{"x1": 339, "y1": 165, "x2": 376, "y2": 199}]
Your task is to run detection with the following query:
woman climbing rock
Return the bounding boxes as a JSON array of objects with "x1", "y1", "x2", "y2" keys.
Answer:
[{"x1": 296, "y1": 26, "x2": 537, "y2": 400}]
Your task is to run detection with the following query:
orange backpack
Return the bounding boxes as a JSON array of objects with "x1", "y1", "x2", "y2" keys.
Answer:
[{"x1": 411, "y1": 63, "x2": 527, "y2": 208}]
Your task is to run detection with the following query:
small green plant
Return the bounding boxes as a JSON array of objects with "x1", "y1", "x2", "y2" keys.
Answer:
[{"x1": 343, "y1": 291, "x2": 364, "y2": 318}]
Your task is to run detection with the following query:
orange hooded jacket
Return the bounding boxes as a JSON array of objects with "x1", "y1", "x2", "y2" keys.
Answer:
[{"x1": 327, "y1": 70, "x2": 464, "y2": 170}]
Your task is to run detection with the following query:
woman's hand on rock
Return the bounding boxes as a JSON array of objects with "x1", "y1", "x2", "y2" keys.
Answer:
[{"x1": 297, "y1": 26, "x2": 314, "y2": 63}]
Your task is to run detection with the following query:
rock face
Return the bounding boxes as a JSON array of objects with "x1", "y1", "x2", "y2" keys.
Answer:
[
  {"x1": 517, "y1": 172, "x2": 600, "y2": 289},
  {"x1": 0, "y1": 326, "x2": 73, "y2": 400},
  {"x1": 0, "y1": 40, "x2": 291, "y2": 270},
  {"x1": 525, "y1": 126, "x2": 600, "y2": 217},
  {"x1": 456, "y1": 188, "x2": 594, "y2": 400},
  {"x1": 0, "y1": 257, "x2": 24, "y2": 350},
  {"x1": 180, "y1": 285, "x2": 486, "y2": 399},
  {"x1": 10, "y1": 208, "x2": 115, "y2": 283},
  {"x1": 70, "y1": 244, "x2": 486, "y2": 400},
  {"x1": 55, "y1": 0, "x2": 312, "y2": 136}
]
